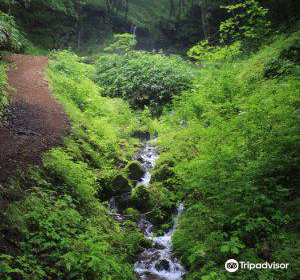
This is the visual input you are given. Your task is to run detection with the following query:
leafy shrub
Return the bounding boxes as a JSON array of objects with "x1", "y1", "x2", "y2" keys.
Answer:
[
  {"x1": 94, "y1": 51, "x2": 196, "y2": 111},
  {"x1": 187, "y1": 40, "x2": 241, "y2": 65},
  {"x1": 3, "y1": 191, "x2": 137, "y2": 280},
  {"x1": 43, "y1": 148, "x2": 99, "y2": 213},
  {"x1": 0, "y1": 11, "x2": 25, "y2": 51},
  {"x1": 157, "y1": 31, "x2": 300, "y2": 279},
  {"x1": 104, "y1": 33, "x2": 137, "y2": 53},
  {"x1": 48, "y1": 50, "x2": 139, "y2": 169},
  {"x1": 220, "y1": 0, "x2": 271, "y2": 46}
]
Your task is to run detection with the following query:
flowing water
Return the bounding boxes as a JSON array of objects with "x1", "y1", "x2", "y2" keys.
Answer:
[
  {"x1": 134, "y1": 137, "x2": 159, "y2": 187},
  {"x1": 131, "y1": 24, "x2": 137, "y2": 38},
  {"x1": 109, "y1": 136, "x2": 186, "y2": 280},
  {"x1": 134, "y1": 203, "x2": 186, "y2": 280},
  {"x1": 133, "y1": 137, "x2": 186, "y2": 280}
]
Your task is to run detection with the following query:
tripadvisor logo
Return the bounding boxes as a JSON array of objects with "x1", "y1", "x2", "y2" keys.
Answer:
[
  {"x1": 225, "y1": 259, "x2": 289, "y2": 273},
  {"x1": 225, "y1": 259, "x2": 239, "y2": 272}
]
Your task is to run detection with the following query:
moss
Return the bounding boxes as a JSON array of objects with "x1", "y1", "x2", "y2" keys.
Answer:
[
  {"x1": 124, "y1": 207, "x2": 141, "y2": 222},
  {"x1": 140, "y1": 237, "x2": 152, "y2": 249},
  {"x1": 129, "y1": 184, "x2": 150, "y2": 211},
  {"x1": 111, "y1": 174, "x2": 132, "y2": 196},
  {"x1": 125, "y1": 160, "x2": 145, "y2": 183},
  {"x1": 151, "y1": 162, "x2": 175, "y2": 191},
  {"x1": 152, "y1": 163, "x2": 173, "y2": 182}
]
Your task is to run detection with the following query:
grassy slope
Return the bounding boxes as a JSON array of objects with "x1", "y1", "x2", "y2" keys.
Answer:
[
  {"x1": 0, "y1": 51, "x2": 144, "y2": 280},
  {"x1": 155, "y1": 31, "x2": 300, "y2": 280}
]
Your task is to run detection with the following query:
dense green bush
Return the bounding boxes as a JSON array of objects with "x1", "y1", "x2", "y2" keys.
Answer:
[
  {"x1": 94, "y1": 51, "x2": 196, "y2": 110},
  {"x1": 1, "y1": 191, "x2": 138, "y2": 280},
  {"x1": 0, "y1": 11, "x2": 25, "y2": 51},
  {"x1": 156, "y1": 31, "x2": 300, "y2": 279}
]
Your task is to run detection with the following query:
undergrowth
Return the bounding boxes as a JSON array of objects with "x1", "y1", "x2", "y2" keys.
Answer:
[
  {"x1": 0, "y1": 59, "x2": 8, "y2": 115},
  {"x1": 0, "y1": 11, "x2": 26, "y2": 52},
  {"x1": 0, "y1": 50, "x2": 144, "y2": 280},
  {"x1": 94, "y1": 51, "x2": 197, "y2": 112},
  {"x1": 154, "y1": 31, "x2": 300, "y2": 280}
]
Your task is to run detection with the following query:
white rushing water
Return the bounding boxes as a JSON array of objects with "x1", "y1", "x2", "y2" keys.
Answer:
[
  {"x1": 134, "y1": 137, "x2": 186, "y2": 280},
  {"x1": 108, "y1": 136, "x2": 186, "y2": 279},
  {"x1": 136, "y1": 137, "x2": 159, "y2": 187},
  {"x1": 134, "y1": 204, "x2": 186, "y2": 280}
]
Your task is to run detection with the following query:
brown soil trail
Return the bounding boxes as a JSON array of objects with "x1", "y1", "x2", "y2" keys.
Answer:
[{"x1": 0, "y1": 54, "x2": 69, "y2": 184}]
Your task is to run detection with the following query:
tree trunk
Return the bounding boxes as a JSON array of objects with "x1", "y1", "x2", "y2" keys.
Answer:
[
  {"x1": 125, "y1": 0, "x2": 129, "y2": 24},
  {"x1": 105, "y1": 0, "x2": 118, "y2": 36},
  {"x1": 200, "y1": 4, "x2": 208, "y2": 39},
  {"x1": 169, "y1": 0, "x2": 175, "y2": 18}
]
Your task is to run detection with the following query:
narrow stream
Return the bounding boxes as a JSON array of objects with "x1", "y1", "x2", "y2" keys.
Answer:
[
  {"x1": 134, "y1": 137, "x2": 186, "y2": 280},
  {"x1": 134, "y1": 203, "x2": 186, "y2": 280},
  {"x1": 109, "y1": 136, "x2": 186, "y2": 280},
  {"x1": 134, "y1": 136, "x2": 159, "y2": 187}
]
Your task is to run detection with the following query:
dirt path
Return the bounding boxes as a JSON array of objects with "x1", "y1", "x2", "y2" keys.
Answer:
[{"x1": 0, "y1": 54, "x2": 69, "y2": 184}]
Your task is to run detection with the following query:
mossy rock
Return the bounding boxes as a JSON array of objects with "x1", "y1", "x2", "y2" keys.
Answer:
[
  {"x1": 129, "y1": 184, "x2": 150, "y2": 211},
  {"x1": 151, "y1": 163, "x2": 174, "y2": 186},
  {"x1": 124, "y1": 207, "x2": 141, "y2": 222},
  {"x1": 155, "y1": 259, "x2": 170, "y2": 271},
  {"x1": 132, "y1": 130, "x2": 150, "y2": 140},
  {"x1": 125, "y1": 161, "x2": 145, "y2": 183},
  {"x1": 140, "y1": 237, "x2": 153, "y2": 249},
  {"x1": 111, "y1": 174, "x2": 132, "y2": 196}
]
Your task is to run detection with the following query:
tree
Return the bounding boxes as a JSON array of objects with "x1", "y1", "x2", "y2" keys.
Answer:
[
  {"x1": 104, "y1": 33, "x2": 136, "y2": 53},
  {"x1": 220, "y1": 0, "x2": 271, "y2": 45},
  {"x1": 105, "y1": 0, "x2": 119, "y2": 35}
]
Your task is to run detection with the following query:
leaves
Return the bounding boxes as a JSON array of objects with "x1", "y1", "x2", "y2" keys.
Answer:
[
  {"x1": 220, "y1": 0, "x2": 271, "y2": 46},
  {"x1": 0, "y1": 11, "x2": 26, "y2": 51},
  {"x1": 95, "y1": 50, "x2": 196, "y2": 111},
  {"x1": 160, "y1": 31, "x2": 299, "y2": 280},
  {"x1": 220, "y1": 237, "x2": 245, "y2": 254},
  {"x1": 104, "y1": 33, "x2": 137, "y2": 53}
]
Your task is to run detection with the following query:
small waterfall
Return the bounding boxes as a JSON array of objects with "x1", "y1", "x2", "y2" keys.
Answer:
[
  {"x1": 133, "y1": 137, "x2": 186, "y2": 280},
  {"x1": 131, "y1": 24, "x2": 137, "y2": 38},
  {"x1": 108, "y1": 136, "x2": 186, "y2": 279},
  {"x1": 136, "y1": 137, "x2": 158, "y2": 187},
  {"x1": 134, "y1": 204, "x2": 186, "y2": 280}
]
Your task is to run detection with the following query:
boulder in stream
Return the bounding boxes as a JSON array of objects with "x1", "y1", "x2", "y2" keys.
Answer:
[
  {"x1": 140, "y1": 237, "x2": 153, "y2": 249},
  {"x1": 126, "y1": 161, "x2": 145, "y2": 183},
  {"x1": 155, "y1": 259, "x2": 170, "y2": 271},
  {"x1": 111, "y1": 174, "x2": 132, "y2": 195},
  {"x1": 151, "y1": 162, "x2": 174, "y2": 190},
  {"x1": 129, "y1": 184, "x2": 150, "y2": 211}
]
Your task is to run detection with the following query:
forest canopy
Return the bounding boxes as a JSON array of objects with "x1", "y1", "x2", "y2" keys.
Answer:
[{"x1": 0, "y1": 0, "x2": 299, "y2": 51}]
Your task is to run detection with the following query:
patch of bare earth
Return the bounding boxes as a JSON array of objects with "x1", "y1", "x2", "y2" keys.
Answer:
[{"x1": 0, "y1": 54, "x2": 69, "y2": 184}]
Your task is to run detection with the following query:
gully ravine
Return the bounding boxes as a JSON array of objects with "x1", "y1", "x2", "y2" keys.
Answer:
[{"x1": 109, "y1": 137, "x2": 186, "y2": 280}]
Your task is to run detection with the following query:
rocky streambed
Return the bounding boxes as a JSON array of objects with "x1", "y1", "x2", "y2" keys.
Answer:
[{"x1": 109, "y1": 136, "x2": 186, "y2": 280}]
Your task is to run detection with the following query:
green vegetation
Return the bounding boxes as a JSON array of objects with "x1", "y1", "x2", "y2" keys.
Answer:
[
  {"x1": 0, "y1": 0, "x2": 299, "y2": 279},
  {"x1": 0, "y1": 51, "x2": 145, "y2": 279},
  {"x1": 0, "y1": 60, "x2": 8, "y2": 114},
  {"x1": 155, "y1": 30, "x2": 300, "y2": 280},
  {"x1": 94, "y1": 50, "x2": 196, "y2": 110},
  {"x1": 0, "y1": 10, "x2": 25, "y2": 52},
  {"x1": 0, "y1": 0, "x2": 298, "y2": 52},
  {"x1": 104, "y1": 33, "x2": 137, "y2": 53}
]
